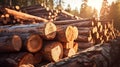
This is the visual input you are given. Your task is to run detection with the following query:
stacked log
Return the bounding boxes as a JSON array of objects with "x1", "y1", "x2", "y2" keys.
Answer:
[
  {"x1": 42, "y1": 36, "x2": 120, "y2": 67},
  {"x1": 53, "y1": 19, "x2": 96, "y2": 49}
]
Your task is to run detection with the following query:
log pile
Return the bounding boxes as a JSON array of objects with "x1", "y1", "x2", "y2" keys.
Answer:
[
  {"x1": 0, "y1": 14, "x2": 78, "y2": 67},
  {"x1": 42, "y1": 36, "x2": 120, "y2": 67}
]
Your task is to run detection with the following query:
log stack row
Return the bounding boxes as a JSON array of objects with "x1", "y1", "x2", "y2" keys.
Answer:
[{"x1": 0, "y1": 18, "x2": 78, "y2": 67}]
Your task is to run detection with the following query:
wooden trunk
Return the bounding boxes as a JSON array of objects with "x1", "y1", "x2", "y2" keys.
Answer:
[
  {"x1": 73, "y1": 42, "x2": 78, "y2": 53},
  {"x1": 5, "y1": 8, "x2": 48, "y2": 22},
  {"x1": 62, "y1": 41, "x2": 74, "y2": 49},
  {"x1": 77, "y1": 42, "x2": 94, "y2": 49},
  {"x1": 56, "y1": 25, "x2": 74, "y2": 42},
  {"x1": 0, "y1": 52, "x2": 34, "y2": 67},
  {"x1": 0, "y1": 22, "x2": 57, "y2": 40},
  {"x1": 54, "y1": 20, "x2": 94, "y2": 27},
  {"x1": 78, "y1": 30, "x2": 91, "y2": 36},
  {"x1": 20, "y1": 33, "x2": 42, "y2": 53},
  {"x1": 33, "y1": 52, "x2": 42, "y2": 65},
  {"x1": 63, "y1": 48, "x2": 76, "y2": 57},
  {"x1": 75, "y1": 35, "x2": 92, "y2": 42},
  {"x1": 54, "y1": 19, "x2": 87, "y2": 24},
  {"x1": 42, "y1": 41, "x2": 63, "y2": 62},
  {"x1": 0, "y1": 35, "x2": 22, "y2": 53}
]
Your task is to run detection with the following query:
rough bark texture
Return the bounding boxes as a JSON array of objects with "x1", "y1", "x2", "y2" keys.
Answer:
[{"x1": 0, "y1": 35, "x2": 22, "y2": 53}]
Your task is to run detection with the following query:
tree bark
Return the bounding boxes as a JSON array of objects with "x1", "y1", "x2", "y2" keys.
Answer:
[
  {"x1": 0, "y1": 22, "x2": 57, "y2": 40},
  {"x1": 0, "y1": 52, "x2": 34, "y2": 67},
  {"x1": 5, "y1": 8, "x2": 48, "y2": 22},
  {"x1": 0, "y1": 35, "x2": 22, "y2": 53}
]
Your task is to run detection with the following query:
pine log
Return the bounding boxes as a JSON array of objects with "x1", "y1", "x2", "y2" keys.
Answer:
[
  {"x1": 75, "y1": 35, "x2": 92, "y2": 42},
  {"x1": 0, "y1": 35, "x2": 22, "y2": 53},
  {"x1": 0, "y1": 52, "x2": 34, "y2": 67},
  {"x1": 56, "y1": 25, "x2": 74, "y2": 42},
  {"x1": 72, "y1": 26, "x2": 78, "y2": 40},
  {"x1": 0, "y1": 22, "x2": 56, "y2": 40},
  {"x1": 77, "y1": 42, "x2": 94, "y2": 49},
  {"x1": 42, "y1": 41, "x2": 63, "y2": 62},
  {"x1": 5, "y1": 8, "x2": 48, "y2": 22},
  {"x1": 73, "y1": 42, "x2": 78, "y2": 53},
  {"x1": 54, "y1": 19, "x2": 92, "y2": 25},
  {"x1": 54, "y1": 20, "x2": 93, "y2": 26},
  {"x1": 78, "y1": 30, "x2": 92, "y2": 36},
  {"x1": 63, "y1": 48, "x2": 76, "y2": 57},
  {"x1": 62, "y1": 41, "x2": 74, "y2": 49},
  {"x1": 20, "y1": 33, "x2": 42, "y2": 53}
]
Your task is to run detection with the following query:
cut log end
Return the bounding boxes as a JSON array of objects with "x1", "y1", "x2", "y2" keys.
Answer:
[
  {"x1": 45, "y1": 22, "x2": 56, "y2": 40},
  {"x1": 66, "y1": 25, "x2": 74, "y2": 41},
  {"x1": 27, "y1": 34, "x2": 42, "y2": 53},
  {"x1": 12, "y1": 35, "x2": 22, "y2": 51},
  {"x1": 19, "y1": 53, "x2": 34, "y2": 66},
  {"x1": 64, "y1": 48, "x2": 76, "y2": 57},
  {"x1": 72, "y1": 26, "x2": 78, "y2": 40},
  {"x1": 44, "y1": 42, "x2": 63, "y2": 62}
]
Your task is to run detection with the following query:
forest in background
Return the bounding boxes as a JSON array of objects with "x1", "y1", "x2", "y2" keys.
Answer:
[{"x1": 0, "y1": 0, "x2": 120, "y2": 30}]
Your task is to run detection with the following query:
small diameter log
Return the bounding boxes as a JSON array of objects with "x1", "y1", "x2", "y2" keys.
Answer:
[
  {"x1": 42, "y1": 41, "x2": 63, "y2": 62},
  {"x1": 54, "y1": 19, "x2": 87, "y2": 24},
  {"x1": 0, "y1": 22, "x2": 56, "y2": 40},
  {"x1": 54, "y1": 20, "x2": 94, "y2": 27},
  {"x1": 0, "y1": 52, "x2": 34, "y2": 67},
  {"x1": 73, "y1": 42, "x2": 78, "y2": 53},
  {"x1": 20, "y1": 34, "x2": 42, "y2": 53},
  {"x1": 0, "y1": 35, "x2": 22, "y2": 53},
  {"x1": 63, "y1": 48, "x2": 76, "y2": 57},
  {"x1": 5, "y1": 8, "x2": 48, "y2": 22},
  {"x1": 62, "y1": 41, "x2": 74, "y2": 49},
  {"x1": 56, "y1": 25, "x2": 74, "y2": 42},
  {"x1": 78, "y1": 30, "x2": 92, "y2": 36},
  {"x1": 75, "y1": 35, "x2": 92, "y2": 42},
  {"x1": 77, "y1": 42, "x2": 94, "y2": 49}
]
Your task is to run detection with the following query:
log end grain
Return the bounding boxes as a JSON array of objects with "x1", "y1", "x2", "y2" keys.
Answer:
[
  {"x1": 12, "y1": 35, "x2": 22, "y2": 51},
  {"x1": 43, "y1": 42, "x2": 63, "y2": 62},
  {"x1": 19, "y1": 53, "x2": 34, "y2": 66},
  {"x1": 44, "y1": 22, "x2": 56, "y2": 40},
  {"x1": 27, "y1": 34, "x2": 42, "y2": 53},
  {"x1": 63, "y1": 48, "x2": 76, "y2": 57}
]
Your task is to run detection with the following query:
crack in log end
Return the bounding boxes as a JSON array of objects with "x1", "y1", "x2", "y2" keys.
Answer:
[
  {"x1": 12, "y1": 35, "x2": 22, "y2": 52},
  {"x1": 27, "y1": 34, "x2": 42, "y2": 53},
  {"x1": 45, "y1": 22, "x2": 56, "y2": 40}
]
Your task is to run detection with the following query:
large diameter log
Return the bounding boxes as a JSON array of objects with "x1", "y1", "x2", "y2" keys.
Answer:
[
  {"x1": 56, "y1": 25, "x2": 74, "y2": 42},
  {"x1": 42, "y1": 41, "x2": 63, "y2": 62},
  {"x1": 0, "y1": 35, "x2": 22, "y2": 53},
  {"x1": 0, "y1": 22, "x2": 57, "y2": 40},
  {"x1": 5, "y1": 8, "x2": 48, "y2": 22},
  {"x1": 20, "y1": 34, "x2": 42, "y2": 53},
  {"x1": 0, "y1": 52, "x2": 34, "y2": 67}
]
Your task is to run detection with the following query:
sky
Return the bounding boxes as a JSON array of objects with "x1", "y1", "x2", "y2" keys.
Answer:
[{"x1": 63, "y1": 0, "x2": 116, "y2": 11}]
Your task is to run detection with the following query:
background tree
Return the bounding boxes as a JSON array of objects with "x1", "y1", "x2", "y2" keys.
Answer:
[{"x1": 79, "y1": 0, "x2": 93, "y2": 18}]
